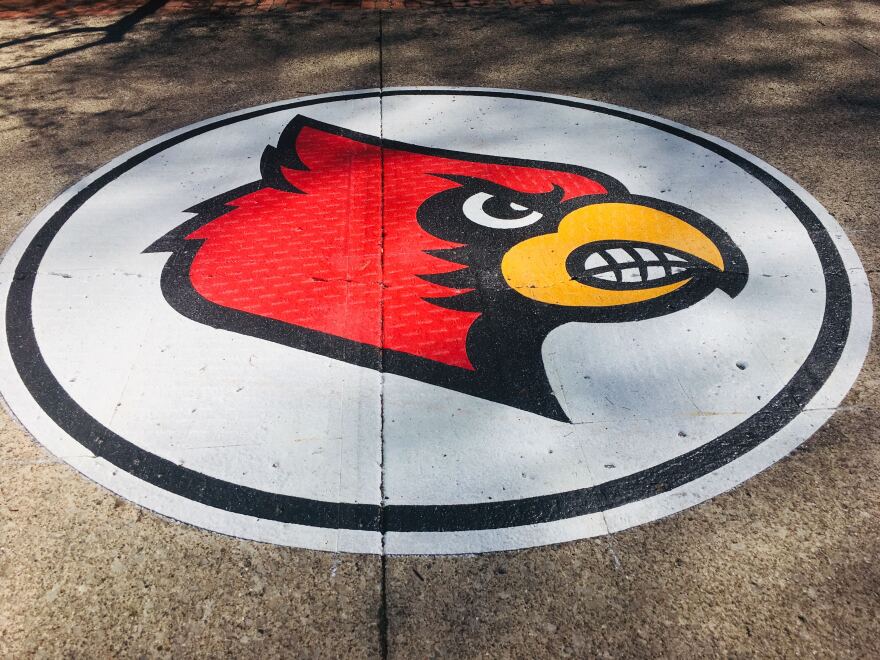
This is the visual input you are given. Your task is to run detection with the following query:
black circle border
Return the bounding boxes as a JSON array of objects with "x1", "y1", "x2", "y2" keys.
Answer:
[{"x1": 5, "y1": 89, "x2": 853, "y2": 535}]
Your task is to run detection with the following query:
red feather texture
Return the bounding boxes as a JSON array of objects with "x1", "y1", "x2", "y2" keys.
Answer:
[{"x1": 186, "y1": 123, "x2": 607, "y2": 370}]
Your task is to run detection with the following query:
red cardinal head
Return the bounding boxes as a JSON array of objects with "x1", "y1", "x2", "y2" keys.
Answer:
[{"x1": 150, "y1": 116, "x2": 746, "y2": 421}]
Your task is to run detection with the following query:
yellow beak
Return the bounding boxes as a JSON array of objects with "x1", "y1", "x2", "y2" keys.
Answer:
[{"x1": 500, "y1": 203, "x2": 727, "y2": 307}]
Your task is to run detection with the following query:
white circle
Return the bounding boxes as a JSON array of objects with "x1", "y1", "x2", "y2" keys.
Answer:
[{"x1": 0, "y1": 89, "x2": 871, "y2": 555}]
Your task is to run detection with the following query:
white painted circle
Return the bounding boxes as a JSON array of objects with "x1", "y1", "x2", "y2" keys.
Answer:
[{"x1": 0, "y1": 89, "x2": 871, "y2": 555}]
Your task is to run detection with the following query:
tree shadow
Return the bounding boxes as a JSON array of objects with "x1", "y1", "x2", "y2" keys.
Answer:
[
  {"x1": 0, "y1": 0, "x2": 168, "y2": 69},
  {"x1": 0, "y1": 2, "x2": 878, "y2": 656}
]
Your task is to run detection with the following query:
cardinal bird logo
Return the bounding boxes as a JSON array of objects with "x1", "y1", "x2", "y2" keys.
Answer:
[{"x1": 148, "y1": 115, "x2": 748, "y2": 422}]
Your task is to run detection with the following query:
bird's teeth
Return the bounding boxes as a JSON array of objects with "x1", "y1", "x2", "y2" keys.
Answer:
[
  {"x1": 620, "y1": 267, "x2": 642, "y2": 283},
  {"x1": 634, "y1": 247, "x2": 657, "y2": 261},
  {"x1": 580, "y1": 245, "x2": 695, "y2": 286},
  {"x1": 584, "y1": 253, "x2": 609, "y2": 270},
  {"x1": 594, "y1": 271, "x2": 618, "y2": 282},
  {"x1": 605, "y1": 247, "x2": 634, "y2": 264},
  {"x1": 647, "y1": 266, "x2": 666, "y2": 280}
]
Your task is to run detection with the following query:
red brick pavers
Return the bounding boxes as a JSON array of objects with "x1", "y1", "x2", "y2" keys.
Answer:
[{"x1": 0, "y1": 0, "x2": 618, "y2": 18}]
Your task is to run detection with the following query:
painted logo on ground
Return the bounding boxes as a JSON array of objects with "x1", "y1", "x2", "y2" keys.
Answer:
[
  {"x1": 0, "y1": 89, "x2": 871, "y2": 554},
  {"x1": 150, "y1": 115, "x2": 748, "y2": 421}
]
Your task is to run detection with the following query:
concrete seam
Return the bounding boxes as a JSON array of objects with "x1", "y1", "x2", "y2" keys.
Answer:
[{"x1": 377, "y1": 9, "x2": 390, "y2": 660}]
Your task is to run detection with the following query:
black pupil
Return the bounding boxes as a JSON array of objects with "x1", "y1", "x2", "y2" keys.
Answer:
[{"x1": 482, "y1": 195, "x2": 533, "y2": 220}]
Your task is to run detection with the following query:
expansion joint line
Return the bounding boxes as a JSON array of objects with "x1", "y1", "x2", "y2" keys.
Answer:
[{"x1": 377, "y1": 9, "x2": 390, "y2": 660}]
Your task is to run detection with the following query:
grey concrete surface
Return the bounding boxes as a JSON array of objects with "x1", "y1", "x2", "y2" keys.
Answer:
[
  {"x1": 0, "y1": 11, "x2": 385, "y2": 657},
  {"x1": 381, "y1": 2, "x2": 880, "y2": 656},
  {"x1": 1, "y1": 1, "x2": 878, "y2": 657}
]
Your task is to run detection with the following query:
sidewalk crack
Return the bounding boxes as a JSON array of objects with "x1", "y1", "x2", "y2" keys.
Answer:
[{"x1": 377, "y1": 9, "x2": 390, "y2": 660}]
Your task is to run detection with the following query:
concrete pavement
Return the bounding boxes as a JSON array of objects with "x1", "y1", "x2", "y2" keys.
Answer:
[{"x1": 1, "y1": 1, "x2": 878, "y2": 656}]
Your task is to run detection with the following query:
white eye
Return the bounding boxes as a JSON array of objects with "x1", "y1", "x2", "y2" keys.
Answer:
[{"x1": 461, "y1": 192, "x2": 543, "y2": 229}]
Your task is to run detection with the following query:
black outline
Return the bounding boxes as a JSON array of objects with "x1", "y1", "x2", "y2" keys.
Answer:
[{"x1": 4, "y1": 90, "x2": 853, "y2": 534}]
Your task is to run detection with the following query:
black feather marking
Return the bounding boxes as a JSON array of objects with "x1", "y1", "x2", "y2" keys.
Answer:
[
  {"x1": 259, "y1": 145, "x2": 302, "y2": 193},
  {"x1": 422, "y1": 290, "x2": 482, "y2": 312},
  {"x1": 417, "y1": 266, "x2": 474, "y2": 289},
  {"x1": 423, "y1": 247, "x2": 472, "y2": 266}
]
